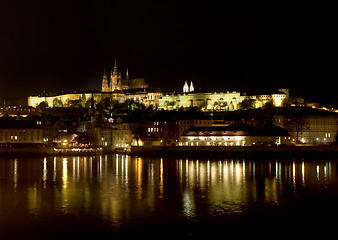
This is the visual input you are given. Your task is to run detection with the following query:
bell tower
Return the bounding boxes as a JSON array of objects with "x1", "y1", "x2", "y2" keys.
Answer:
[
  {"x1": 101, "y1": 68, "x2": 109, "y2": 92},
  {"x1": 189, "y1": 81, "x2": 194, "y2": 92},
  {"x1": 110, "y1": 59, "x2": 118, "y2": 91},
  {"x1": 183, "y1": 81, "x2": 189, "y2": 93}
]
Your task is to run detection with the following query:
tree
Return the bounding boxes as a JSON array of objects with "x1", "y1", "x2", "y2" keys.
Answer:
[
  {"x1": 37, "y1": 101, "x2": 48, "y2": 109},
  {"x1": 284, "y1": 116, "x2": 309, "y2": 143},
  {"x1": 69, "y1": 99, "x2": 82, "y2": 108},
  {"x1": 53, "y1": 98, "x2": 63, "y2": 107},
  {"x1": 219, "y1": 101, "x2": 228, "y2": 111},
  {"x1": 213, "y1": 101, "x2": 220, "y2": 111},
  {"x1": 239, "y1": 99, "x2": 256, "y2": 110},
  {"x1": 80, "y1": 94, "x2": 86, "y2": 107}
]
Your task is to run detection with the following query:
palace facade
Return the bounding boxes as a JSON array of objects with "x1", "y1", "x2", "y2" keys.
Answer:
[{"x1": 157, "y1": 83, "x2": 288, "y2": 111}]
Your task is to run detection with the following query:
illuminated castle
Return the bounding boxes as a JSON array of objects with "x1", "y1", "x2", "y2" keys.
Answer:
[
  {"x1": 101, "y1": 59, "x2": 148, "y2": 92},
  {"x1": 28, "y1": 59, "x2": 161, "y2": 108}
]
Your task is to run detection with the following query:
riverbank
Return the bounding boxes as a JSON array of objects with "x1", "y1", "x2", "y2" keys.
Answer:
[{"x1": 1, "y1": 145, "x2": 337, "y2": 158}]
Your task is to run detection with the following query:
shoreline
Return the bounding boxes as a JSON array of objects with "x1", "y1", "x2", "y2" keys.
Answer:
[{"x1": 1, "y1": 145, "x2": 337, "y2": 158}]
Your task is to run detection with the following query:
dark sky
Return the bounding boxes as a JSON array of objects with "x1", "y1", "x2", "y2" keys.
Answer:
[{"x1": 0, "y1": 1, "x2": 336, "y2": 105}]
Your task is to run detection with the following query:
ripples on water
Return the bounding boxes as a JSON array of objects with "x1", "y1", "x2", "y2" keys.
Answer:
[{"x1": 0, "y1": 155, "x2": 338, "y2": 239}]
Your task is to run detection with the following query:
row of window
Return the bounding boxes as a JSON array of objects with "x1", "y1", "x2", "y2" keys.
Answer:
[
  {"x1": 0, "y1": 135, "x2": 40, "y2": 141},
  {"x1": 148, "y1": 127, "x2": 162, "y2": 133}
]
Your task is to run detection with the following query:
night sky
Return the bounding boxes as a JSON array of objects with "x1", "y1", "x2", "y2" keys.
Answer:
[{"x1": 0, "y1": 1, "x2": 336, "y2": 106}]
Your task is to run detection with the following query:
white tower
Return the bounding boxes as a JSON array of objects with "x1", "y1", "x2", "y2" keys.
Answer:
[
  {"x1": 183, "y1": 81, "x2": 189, "y2": 93},
  {"x1": 189, "y1": 81, "x2": 194, "y2": 92}
]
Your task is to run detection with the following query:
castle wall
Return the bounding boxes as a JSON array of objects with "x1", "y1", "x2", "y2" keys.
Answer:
[{"x1": 158, "y1": 91, "x2": 241, "y2": 111}]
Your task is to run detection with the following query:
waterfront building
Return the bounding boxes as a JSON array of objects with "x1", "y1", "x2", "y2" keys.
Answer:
[
  {"x1": 112, "y1": 118, "x2": 134, "y2": 151},
  {"x1": 40, "y1": 116, "x2": 65, "y2": 143},
  {"x1": 146, "y1": 119, "x2": 180, "y2": 146},
  {"x1": 274, "y1": 107, "x2": 338, "y2": 145},
  {"x1": 0, "y1": 119, "x2": 43, "y2": 144},
  {"x1": 87, "y1": 118, "x2": 113, "y2": 148},
  {"x1": 178, "y1": 123, "x2": 292, "y2": 147}
]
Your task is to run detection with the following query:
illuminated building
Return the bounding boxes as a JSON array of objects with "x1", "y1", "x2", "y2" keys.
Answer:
[
  {"x1": 159, "y1": 91, "x2": 241, "y2": 111},
  {"x1": 112, "y1": 118, "x2": 134, "y2": 151},
  {"x1": 0, "y1": 106, "x2": 39, "y2": 117},
  {"x1": 28, "y1": 59, "x2": 160, "y2": 108},
  {"x1": 159, "y1": 82, "x2": 288, "y2": 111},
  {"x1": 240, "y1": 89, "x2": 288, "y2": 108},
  {"x1": 178, "y1": 124, "x2": 292, "y2": 146},
  {"x1": 28, "y1": 61, "x2": 288, "y2": 111},
  {"x1": 102, "y1": 59, "x2": 148, "y2": 92},
  {"x1": 0, "y1": 119, "x2": 43, "y2": 144},
  {"x1": 274, "y1": 107, "x2": 338, "y2": 145}
]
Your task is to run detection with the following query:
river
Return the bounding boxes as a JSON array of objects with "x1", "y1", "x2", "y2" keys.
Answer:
[{"x1": 1, "y1": 155, "x2": 338, "y2": 239}]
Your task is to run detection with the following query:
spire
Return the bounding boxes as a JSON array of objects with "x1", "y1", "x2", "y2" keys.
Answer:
[
  {"x1": 101, "y1": 67, "x2": 109, "y2": 92},
  {"x1": 189, "y1": 81, "x2": 194, "y2": 92},
  {"x1": 126, "y1": 67, "x2": 129, "y2": 80},
  {"x1": 183, "y1": 81, "x2": 189, "y2": 93},
  {"x1": 113, "y1": 59, "x2": 117, "y2": 75}
]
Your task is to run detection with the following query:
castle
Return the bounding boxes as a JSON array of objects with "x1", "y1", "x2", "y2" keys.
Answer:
[
  {"x1": 101, "y1": 59, "x2": 148, "y2": 92},
  {"x1": 28, "y1": 60, "x2": 160, "y2": 108},
  {"x1": 27, "y1": 59, "x2": 288, "y2": 111}
]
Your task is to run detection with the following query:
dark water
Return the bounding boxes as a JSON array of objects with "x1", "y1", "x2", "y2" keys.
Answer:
[{"x1": 1, "y1": 155, "x2": 338, "y2": 239}]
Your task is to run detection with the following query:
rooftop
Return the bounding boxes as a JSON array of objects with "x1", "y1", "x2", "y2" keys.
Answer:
[{"x1": 0, "y1": 119, "x2": 41, "y2": 129}]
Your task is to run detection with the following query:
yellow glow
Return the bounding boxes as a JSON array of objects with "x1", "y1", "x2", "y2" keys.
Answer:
[{"x1": 62, "y1": 158, "x2": 68, "y2": 188}]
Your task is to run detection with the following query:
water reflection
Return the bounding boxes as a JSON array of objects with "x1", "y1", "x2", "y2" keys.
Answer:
[{"x1": 0, "y1": 155, "x2": 337, "y2": 233}]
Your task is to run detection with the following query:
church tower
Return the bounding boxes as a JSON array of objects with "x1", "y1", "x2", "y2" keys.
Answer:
[
  {"x1": 110, "y1": 59, "x2": 118, "y2": 91},
  {"x1": 183, "y1": 81, "x2": 189, "y2": 93},
  {"x1": 126, "y1": 68, "x2": 129, "y2": 80},
  {"x1": 101, "y1": 68, "x2": 109, "y2": 92},
  {"x1": 189, "y1": 81, "x2": 194, "y2": 92}
]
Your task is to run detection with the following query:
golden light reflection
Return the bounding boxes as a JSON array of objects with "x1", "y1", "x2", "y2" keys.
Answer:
[
  {"x1": 136, "y1": 157, "x2": 143, "y2": 199},
  {"x1": 292, "y1": 161, "x2": 296, "y2": 189},
  {"x1": 302, "y1": 161, "x2": 305, "y2": 186},
  {"x1": 43, "y1": 157, "x2": 47, "y2": 189},
  {"x1": 159, "y1": 158, "x2": 164, "y2": 198},
  {"x1": 62, "y1": 157, "x2": 68, "y2": 188},
  {"x1": 13, "y1": 159, "x2": 17, "y2": 191},
  {"x1": 3, "y1": 156, "x2": 336, "y2": 228}
]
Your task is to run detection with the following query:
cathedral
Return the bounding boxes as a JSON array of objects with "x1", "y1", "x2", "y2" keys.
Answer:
[{"x1": 101, "y1": 59, "x2": 148, "y2": 92}]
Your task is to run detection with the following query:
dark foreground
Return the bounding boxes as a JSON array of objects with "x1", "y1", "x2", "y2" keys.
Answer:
[{"x1": 1, "y1": 155, "x2": 338, "y2": 239}]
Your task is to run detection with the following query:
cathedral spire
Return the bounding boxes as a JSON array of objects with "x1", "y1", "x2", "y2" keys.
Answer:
[
  {"x1": 101, "y1": 67, "x2": 109, "y2": 92},
  {"x1": 113, "y1": 59, "x2": 117, "y2": 75},
  {"x1": 126, "y1": 67, "x2": 129, "y2": 80}
]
